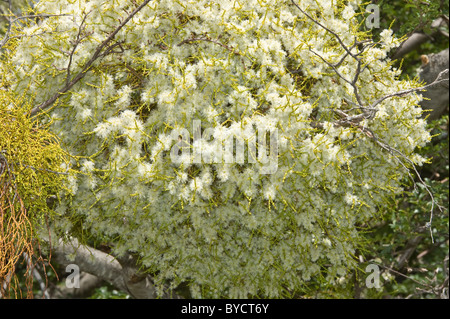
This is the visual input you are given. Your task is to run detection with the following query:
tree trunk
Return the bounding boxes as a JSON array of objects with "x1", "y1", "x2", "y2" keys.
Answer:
[{"x1": 418, "y1": 48, "x2": 449, "y2": 120}]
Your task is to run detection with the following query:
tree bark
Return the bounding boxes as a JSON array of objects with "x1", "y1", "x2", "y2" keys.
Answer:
[
  {"x1": 391, "y1": 17, "x2": 449, "y2": 61},
  {"x1": 51, "y1": 238, "x2": 182, "y2": 299},
  {"x1": 51, "y1": 272, "x2": 104, "y2": 298},
  {"x1": 418, "y1": 48, "x2": 449, "y2": 120},
  {"x1": 51, "y1": 238, "x2": 128, "y2": 294}
]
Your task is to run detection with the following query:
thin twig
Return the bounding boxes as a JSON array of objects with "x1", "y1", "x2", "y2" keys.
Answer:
[
  {"x1": 290, "y1": 0, "x2": 358, "y2": 59},
  {"x1": 66, "y1": 12, "x2": 92, "y2": 86},
  {"x1": 178, "y1": 36, "x2": 241, "y2": 56},
  {"x1": 368, "y1": 69, "x2": 449, "y2": 111},
  {"x1": 29, "y1": 0, "x2": 152, "y2": 117},
  {"x1": 1, "y1": 13, "x2": 71, "y2": 50},
  {"x1": 291, "y1": 0, "x2": 447, "y2": 241}
]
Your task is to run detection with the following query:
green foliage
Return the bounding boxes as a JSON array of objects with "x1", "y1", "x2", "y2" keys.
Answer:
[
  {"x1": 353, "y1": 0, "x2": 449, "y2": 299},
  {"x1": 374, "y1": 0, "x2": 448, "y2": 36},
  {"x1": 23, "y1": 0, "x2": 428, "y2": 298},
  {"x1": 89, "y1": 285, "x2": 130, "y2": 299},
  {"x1": 1, "y1": 0, "x2": 447, "y2": 299},
  {"x1": 0, "y1": 88, "x2": 69, "y2": 297},
  {"x1": 1, "y1": 0, "x2": 36, "y2": 36},
  {"x1": 365, "y1": 116, "x2": 449, "y2": 298},
  {"x1": 373, "y1": 0, "x2": 449, "y2": 77}
]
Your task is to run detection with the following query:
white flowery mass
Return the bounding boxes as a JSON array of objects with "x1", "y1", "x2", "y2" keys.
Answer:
[{"x1": 3, "y1": 0, "x2": 431, "y2": 297}]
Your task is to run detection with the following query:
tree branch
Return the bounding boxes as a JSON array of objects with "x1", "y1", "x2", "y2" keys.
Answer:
[
  {"x1": 51, "y1": 238, "x2": 182, "y2": 299},
  {"x1": 1, "y1": 11, "x2": 71, "y2": 51},
  {"x1": 291, "y1": 0, "x2": 446, "y2": 241},
  {"x1": 29, "y1": 0, "x2": 152, "y2": 117},
  {"x1": 51, "y1": 238, "x2": 128, "y2": 293},
  {"x1": 391, "y1": 16, "x2": 449, "y2": 60},
  {"x1": 51, "y1": 272, "x2": 104, "y2": 298}
]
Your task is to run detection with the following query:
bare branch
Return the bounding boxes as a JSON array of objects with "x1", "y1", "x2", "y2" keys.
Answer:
[
  {"x1": 290, "y1": 1, "x2": 377, "y2": 118},
  {"x1": 368, "y1": 69, "x2": 449, "y2": 111},
  {"x1": 391, "y1": 33, "x2": 432, "y2": 61},
  {"x1": 51, "y1": 238, "x2": 182, "y2": 298},
  {"x1": 1, "y1": 13, "x2": 71, "y2": 51},
  {"x1": 391, "y1": 16, "x2": 450, "y2": 60},
  {"x1": 291, "y1": 0, "x2": 446, "y2": 240},
  {"x1": 357, "y1": 125, "x2": 444, "y2": 242},
  {"x1": 65, "y1": 12, "x2": 92, "y2": 86},
  {"x1": 290, "y1": 0, "x2": 358, "y2": 60},
  {"x1": 52, "y1": 238, "x2": 128, "y2": 293},
  {"x1": 29, "y1": 0, "x2": 152, "y2": 117}
]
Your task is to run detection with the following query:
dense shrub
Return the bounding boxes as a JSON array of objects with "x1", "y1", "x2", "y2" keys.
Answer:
[{"x1": 1, "y1": 0, "x2": 438, "y2": 297}]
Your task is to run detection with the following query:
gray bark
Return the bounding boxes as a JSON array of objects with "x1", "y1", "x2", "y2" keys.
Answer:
[
  {"x1": 391, "y1": 32, "x2": 432, "y2": 60},
  {"x1": 52, "y1": 238, "x2": 128, "y2": 293},
  {"x1": 418, "y1": 48, "x2": 449, "y2": 120},
  {"x1": 51, "y1": 238, "x2": 181, "y2": 299},
  {"x1": 391, "y1": 16, "x2": 449, "y2": 60},
  {"x1": 52, "y1": 272, "x2": 104, "y2": 298}
]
